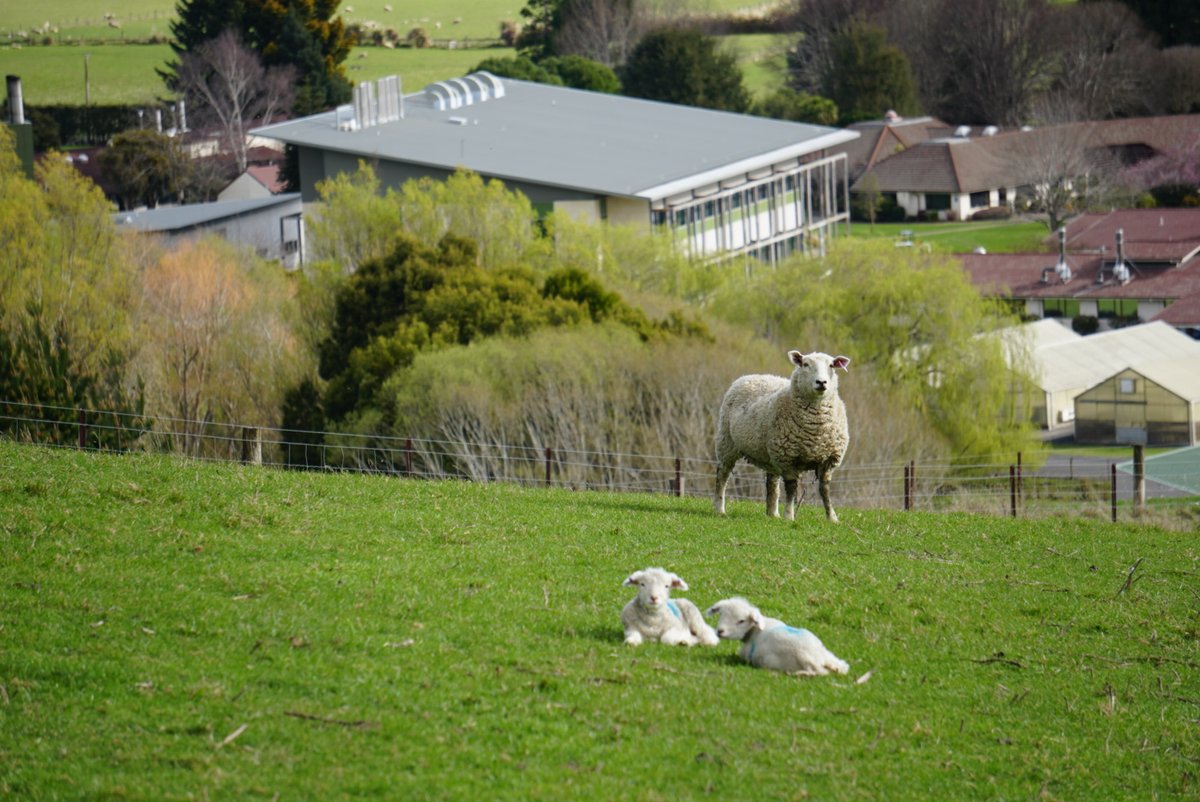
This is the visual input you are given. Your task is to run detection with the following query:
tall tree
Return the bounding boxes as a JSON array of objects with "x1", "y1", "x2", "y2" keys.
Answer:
[
  {"x1": 177, "y1": 29, "x2": 297, "y2": 172},
  {"x1": 554, "y1": 0, "x2": 646, "y2": 67},
  {"x1": 516, "y1": 0, "x2": 566, "y2": 61},
  {"x1": 620, "y1": 28, "x2": 750, "y2": 113},
  {"x1": 100, "y1": 129, "x2": 195, "y2": 210},
  {"x1": 824, "y1": 18, "x2": 919, "y2": 123},
  {"x1": 1101, "y1": 0, "x2": 1200, "y2": 46},
  {"x1": 163, "y1": 0, "x2": 351, "y2": 114}
]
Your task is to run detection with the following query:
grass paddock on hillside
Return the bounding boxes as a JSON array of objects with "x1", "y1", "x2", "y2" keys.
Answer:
[{"x1": 1, "y1": 441, "x2": 1197, "y2": 800}]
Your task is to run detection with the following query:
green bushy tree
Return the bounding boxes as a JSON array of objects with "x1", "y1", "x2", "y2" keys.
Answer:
[{"x1": 621, "y1": 29, "x2": 751, "y2": 113}]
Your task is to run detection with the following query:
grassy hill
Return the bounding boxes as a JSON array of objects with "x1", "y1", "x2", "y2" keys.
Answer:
[{"x1": 2, "y1": 441, "x2": 1197, "y2": 799}]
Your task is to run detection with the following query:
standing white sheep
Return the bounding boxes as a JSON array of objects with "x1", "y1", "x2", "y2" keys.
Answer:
[
  {"x1": 714, "y1": 350, "x2": 850, "y2": 522},
  {"x1": 621, "y1": 568, "x2": 719, "y2": 647},
  {"x1": 705, "y1": 597, "x2": 849, "y2": 676}
]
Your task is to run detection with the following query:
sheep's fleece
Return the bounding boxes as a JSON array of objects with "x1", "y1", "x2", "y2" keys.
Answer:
[
  {"x1": 705, "y1": 596, "x2": 849, "y2": 676},
  {"x1": 621, "y1": 568, "x2": 719, "y2": 647},
  {"x1": 714, "y1": 350, "x2": 850, "y2": 522}
]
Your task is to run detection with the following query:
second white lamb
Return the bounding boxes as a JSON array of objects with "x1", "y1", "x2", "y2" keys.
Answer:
[{"x1": 705, "y1": 596, "x2": 849, "y2": 675}]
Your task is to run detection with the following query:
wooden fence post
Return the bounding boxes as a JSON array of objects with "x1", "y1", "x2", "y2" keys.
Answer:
[
  {"x1": 1110, "y1": 463, "x2": 1117, "y2": 523},
  {"x1": 674, "y1": 457, "x2": 683, "y2": 497},
  {"x1": 545, "y1": 446, "x2": 552, "y2": 487},
  {"x1": 903, "y1": 462, "x2": 911, "y2": 511},
  {"x1": 1009, "y1": 465, "x2": 1017, "y2": 517},
  {"x1": 77, "y1": 408, "x2": 87, "y2": 449},
  {"x1": 1133, "y1": 445, "x2": 1145, "y2": 511},
  {"x1": 404, "y1": 438, "x2": 413, "y2": 476},
  {"x1": 241, "y1": 427, "x2": 261, "y2": 465}
]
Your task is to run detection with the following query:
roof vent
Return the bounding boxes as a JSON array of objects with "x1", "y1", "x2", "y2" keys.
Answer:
[
  {"x1": 982, "y1": 125, "x2": 999, "y2": 136},
  {"x1": 884, "y1": 109, "x2": 900, "y2": 123},
  {"x1": 425, "y1": 71, "x2": 505, "y2": 111},
  {"x1": 954, "y1": 125, "x2": 971, "y2": 137},
  {"x1": 1054, "y1": 227, "x2": 1071, "y2": 283}
]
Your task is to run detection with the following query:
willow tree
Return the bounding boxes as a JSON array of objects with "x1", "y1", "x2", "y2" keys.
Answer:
[{"x1": 712, "y1": 240, "x2": 1040, "y2": 467}]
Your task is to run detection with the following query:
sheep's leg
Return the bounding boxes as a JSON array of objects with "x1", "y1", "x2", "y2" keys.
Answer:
[
  {"x1": 783, "y1": 477, "x2": 799, "y2": 521},
  {"x1": 624, "y1": 629, "x2": 644, "y2": 646},
  {"x1": 714, "y1": 454, "x2": 738, "y2": 515},
  {"x1": 765, "y1": 474, "x2": 781, "y2": 517},
  {"x1": 817, "y1": 465, "x2": 838, "y2": 523}
]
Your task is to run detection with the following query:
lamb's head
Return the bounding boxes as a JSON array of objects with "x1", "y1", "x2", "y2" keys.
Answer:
[
  {"x1": 705, "y1": 597, "x2": 765, "y2": 641},
  {"x1": 788, "y1": 351, "x2": 850, "y2": 399},
  {"x1": 624, "y1": 567, "x2": 687, "y2": 610}
]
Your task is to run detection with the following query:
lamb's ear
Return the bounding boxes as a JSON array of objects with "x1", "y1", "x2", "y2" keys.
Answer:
[
  {"x1": 623, "y1": 571, "x2": 643, "y2": 586},
  {"x1": 748, "y1": 609, "x2": 765, "y2": 628},
  {"x1": 704, "y1": 603, "x2": 722, "y2": 617},
  {"x1": 788, "y1": 350, "x2": 805, "y2": 366},
  {"x1": 669, "y1": 574, "x2": 689, "y2": 591},
  {"x1": 832, "y1": 356, "x2": 851, "y2": 372}
]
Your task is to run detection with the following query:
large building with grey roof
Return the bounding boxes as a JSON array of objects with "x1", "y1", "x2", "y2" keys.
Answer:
[{"x1": 251, "y1": 72, "x2": 859, "y2": 264}]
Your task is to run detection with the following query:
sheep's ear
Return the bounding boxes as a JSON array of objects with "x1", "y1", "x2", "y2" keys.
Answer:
[
  {"x1": 623, "y1": 571, "x2": 643, "y2": 586},
  {"x1": 704, "y1": 603, "x2": 721, "y2": 617},
  {"x1": 669, "y1": 574, "x2": 688, "y2": 591},
  {"x1": 749, "y1": 609, "x2": 765, "y2": 628},
  {"x1": 788, "y1": 350, "x2": 805, "y2": 366},
  {"x1": 833, "y1": 356, "x2": 851, "y2": 371}
]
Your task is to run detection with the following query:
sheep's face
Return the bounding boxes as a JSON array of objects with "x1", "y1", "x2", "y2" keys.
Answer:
[
  {"x1": 624, "y1": 568, "x2": 686, "y2": 609},
  {"x1": 788, "y1": 351, "x2": 850, "y2": 398},
  {"x1": 705, "y1": 597, "x2": 764, "y2": 641}
]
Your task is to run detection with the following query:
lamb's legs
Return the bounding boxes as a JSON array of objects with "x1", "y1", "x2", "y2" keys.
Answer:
[
  {"x1": 765, "y1": 474, "x2": 781, "y2": 517},
  {"x1": 817, "y1": 464, "x2": 838, "y2": 522},
  {"x1": 783, "y1": 477, "x2": 799, "y2": 521}
]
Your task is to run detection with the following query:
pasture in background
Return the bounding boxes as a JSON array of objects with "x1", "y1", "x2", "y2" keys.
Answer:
[{"x1": 1, "y1": 440, "x2": 1197, "y2": 799}]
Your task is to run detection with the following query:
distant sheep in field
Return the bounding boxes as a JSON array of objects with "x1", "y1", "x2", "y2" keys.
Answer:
[
  {"x1": 621, "y1": 568, "x2": 719, "y2": 647},
  {"x1": 714, "y1": 350, "x2": 850, "y2": 522},
  {"x1": 705, "y1": 597, "x2": 849, "y2": 676}
]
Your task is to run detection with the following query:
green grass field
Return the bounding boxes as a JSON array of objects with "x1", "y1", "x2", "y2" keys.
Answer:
[
  {"x1": 846, "y1": 220, "x2": 1053, "y2": 254},
  {"x1": 2, "y1": 441, "x2": 1197, "y2": 800}
]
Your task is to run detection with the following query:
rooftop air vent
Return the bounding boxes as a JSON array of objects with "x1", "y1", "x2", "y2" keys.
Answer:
[
  {"x1": 954, "y1": 125, "x2": 971, "y2": 137},
  {"x1": 982, "y1": 125, "x2": 999, "y2": 136}
]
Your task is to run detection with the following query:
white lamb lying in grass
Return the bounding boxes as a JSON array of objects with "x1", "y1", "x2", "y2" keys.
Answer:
[
  {"x1": 621, "y1": 568, "x2": 719, "y2": 647},
  {"x1": 705, "y1": 597, "x2": 849, "y2": 675}
]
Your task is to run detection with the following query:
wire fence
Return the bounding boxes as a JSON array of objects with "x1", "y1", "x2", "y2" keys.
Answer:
[{"x1": 2, "y1": 400, "x2": 1197, "y2": 528}]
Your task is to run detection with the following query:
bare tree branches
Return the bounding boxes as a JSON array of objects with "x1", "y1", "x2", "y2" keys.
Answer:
[{"x1": 177, "y1": 29, "x2": 296, "y2": 174}]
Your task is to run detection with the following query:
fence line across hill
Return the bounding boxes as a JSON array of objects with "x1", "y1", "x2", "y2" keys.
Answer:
[{"x1": 2, "y1": 400, "x2": 1197, "y2": 527}]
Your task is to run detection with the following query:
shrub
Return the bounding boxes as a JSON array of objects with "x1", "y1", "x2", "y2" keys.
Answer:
[
  {"x1": 970, "y1": 206, "x2": 1012, "y2": 221},
  {"x1": 1072, "y1": 314, "x2": 1099, "y2": 335}
]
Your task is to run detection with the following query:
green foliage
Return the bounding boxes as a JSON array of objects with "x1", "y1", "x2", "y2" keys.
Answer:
[
  {"x1": 825, "y1": 18, "x2": 920, "y2": 124},
  {"x1": 163, "y1": 0, "x2": 352, "y2": 112},
  {"x1": 621, "y1": 28, "x2": 751, "y2": 113},
  {"x1": 0, "y1": 308, "x2": 145, "y2": 448},
  {"x1": 472, "y1": 54, "x2": 621, "y2": 93},
  {"x1": 472, "y1": 55, "x2": 564, "y2": 84},
  {"x1": 711, "y1": 241, "x2": 1036, "y2": 465},
  {"x1": 281, "y1": 378, "x2": 327, "y2": 468},
  {"x1": 541, "y1": 54, "x2": 621, "y2": 93},
  {"x1": 4, "y1": 441, "x2": 1198, "y2": 799},
  {"x1": 515, "y1": 0, "x2": 563, "y2": 61},
  {"x1": 751, "y1": 86, "x2": 838, "y2": 125},
  {"x1": 100, "y1": 128, "x2": 194, "y2": 210}
]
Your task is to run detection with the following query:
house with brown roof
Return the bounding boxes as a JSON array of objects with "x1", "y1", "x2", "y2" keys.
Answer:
[
  {"x1": 959, "y1": 209, "x2": 1200, "y2": 339},
  {"x1": 846, "y1": 114, "x2": 1200, "y2": 222}
]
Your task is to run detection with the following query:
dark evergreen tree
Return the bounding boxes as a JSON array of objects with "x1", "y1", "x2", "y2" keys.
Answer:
[
  {"x1": 162, "y1": 0, "x2": 351, "y2": 113},
  {"x1": 824, "y1": 18, "x2": 920, "y2": 124},
  {"x1": 515, "y1": 0, "x2": 566, "y2": 61},
  {"x1": 281, "y1": 378, "x2": 327, "y2": 469},
  {"x1": 620, "y1": 29, "x2": 750, "y2": 113},
  {"x1": 1100, "y1": 0, "x2": 1200, "y2": 46}
]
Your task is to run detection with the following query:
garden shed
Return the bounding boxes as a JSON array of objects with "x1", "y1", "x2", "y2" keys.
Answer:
[{"x1": 1074, "y1": 361, "x2": 1200, "y2": 447}]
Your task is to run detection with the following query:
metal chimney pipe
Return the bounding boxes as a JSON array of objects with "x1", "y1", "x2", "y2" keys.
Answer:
[
  {"x1": 179, "y1": 99, "x2": 186, "y2": 132},
  {"x1": 1116, "y1": 228, "x2": 1125, "y2": 264},
  {"x1": 155, "y1": 108, "x2": 162, "y2": 133},
  {"x1": 6, "y1": 75, "x2": 24, "y2": 125}
]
